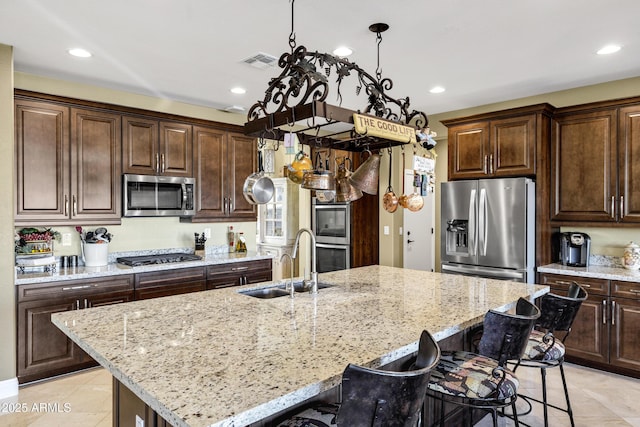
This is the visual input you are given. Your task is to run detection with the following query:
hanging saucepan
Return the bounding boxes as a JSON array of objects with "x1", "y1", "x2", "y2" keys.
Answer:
[
  {"x1": 335, "y1": 157, "x2": 363, "y2": 202},
  {"x1": 243, "y1": 150, "x2": 275, "y2": 204},
  {"x1": 398, "y1": 149, "x2": 409, "y2": 208},
  {"x1": 287, "y1": 150, "x2": 313, "y2": 184},
  {"x1": 301, "y1": 152, "x2": 335, "y2": 191},
  {"x1": 406, "y1": 171, "x2": 425, "y2": 212},
  {"x1": 382, "y1": 149, "x2": 399, "y2": 213}
]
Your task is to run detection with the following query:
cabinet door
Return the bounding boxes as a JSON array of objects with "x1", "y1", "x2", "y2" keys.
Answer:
[
  {"x1": 17, "y1": 298, "x2": 80, "y2": 383},
  {"x1": 447, "y1": 122, "x2": 490, "y2": 180},
  {"x1": 15, "y1": 99, "x2": 70, "y2": 222},
  {"x1": 227, "y1": 132, "x2": 257, "y2": 219},
  {"x1": 122, "y1": 115, "x2": 159, "y2": 175},
  {"x1": 71, "y1": 108, "x2": 122, "y2": 221},
  {"x1": 610, "y1": 296, "x2": 640, "y2": 371},
  {"x1": 618, "y1": 105, "x2": 640, "y2": 223},
  {"x1": 490, "y1": 115, "x2": 535, "y2": 177},
  {"x1": 551, "y1": 109, "x2": 617, "y2": 221},
  {"x1": 563, "y1": 293, "x2": 610, "y2": 364},
  {"x1": 160, "y1": 121, "x2": 192, "y2": 176},
  {"x1": 192, "y1": 125, "x2": 226, "y2": 219}
]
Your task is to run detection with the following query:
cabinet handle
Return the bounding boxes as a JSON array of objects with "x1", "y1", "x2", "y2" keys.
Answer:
[
  {"x1": 611, "y1": 196, "x2": 615, "y2": 219},
  {"x1": 72, "y1": 195, "x2": 77, "y2": 216},
  {"x1": 611, "y1": 300, "x2": 616, "y2": 326},
  {"x1": 62, "y1": 285, "x2": 92, "y2": 291},
  {"x1": 76, "y1": 299, "x2": 81, "y2": 310},
  {"x1": 161, "y1": 153, "x2": 165, "y2": 173},
  {"x1": 629, "y1": 289, "x2": 640, "y2": 293},
  {"x1": 228, "y1": 198, "x2": 233, "y2": 213},
  {"x1": 156, "y1": 153, "x2": 160, "y2": 173},
  {"x1": 483, "y1": 155, "x2": 488, "y2": 174},
  {"x1": 602, "y1": 300, "x2": 607, "y2": 324},
  {"x1": 64, "y1": 195, "x2": 69, "y2": 216},
  {"x1": 489, "y1": 154, "x2": 494, "y2": 174},
  {"x1": 620, "y1": 195, "x2": 624, "y2": 219},
  {"x1": 232, "y1": 266, "x2": 249, "y2": 271},
  {"x1": 84, "y1": 298, "x2": 88, "y2": 309}
]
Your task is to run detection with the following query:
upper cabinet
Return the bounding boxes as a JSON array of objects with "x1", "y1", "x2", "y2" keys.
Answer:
[
  {"x1": 188, "y1": 126, "x2": 257, "y2": 222},
  {"x1": 122, "y1": 116, "x2": 192, "y2": 177},
  {"x1": 443, "y1": 104, "x2": 553, "y2": 181},
  {"x1": 15, "y1": 98, "x2": 122, "y2": 225},
  {"x1": 551, "y1": 100, "x2": 640, "y2": 224}
]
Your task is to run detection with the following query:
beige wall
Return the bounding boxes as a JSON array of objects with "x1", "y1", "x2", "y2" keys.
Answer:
[{"x1": 0, "y1": 44, "x2": 16, "y2": 383}]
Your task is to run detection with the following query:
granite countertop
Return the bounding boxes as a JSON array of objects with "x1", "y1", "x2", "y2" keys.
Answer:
[
  {"x1": 15, "y1": 251, "x2": 272, "y2": 285},
  {"x1": 538, "y1": 263, "x2": 640, "y2": 283},
  {"x1": 52, "y1": 265, "x2": 548, "y2": 427}
]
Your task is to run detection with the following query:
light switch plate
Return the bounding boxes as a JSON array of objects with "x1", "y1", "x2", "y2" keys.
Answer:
[
  {"x1": 62, "y1": 233, "x2": 72, "y2": 246},
  {"x1": 383, "y1": 226, "x2": 390, "y2": 235},
  {"x1": 204, "y1": 228, "x2": 211, "y2": 238}
]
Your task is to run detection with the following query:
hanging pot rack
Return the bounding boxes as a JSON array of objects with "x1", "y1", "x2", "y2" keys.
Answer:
[{"x1": 243, "y1": 2, "x2": 429, "y2": 153}]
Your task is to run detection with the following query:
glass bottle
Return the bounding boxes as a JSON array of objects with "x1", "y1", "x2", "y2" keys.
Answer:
[{"x1": 227, "y1": 226, "x2": 235, "y2": 253}]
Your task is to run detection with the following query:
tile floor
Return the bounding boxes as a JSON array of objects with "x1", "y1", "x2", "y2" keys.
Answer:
[{"x1": 0, "y1": 362, "x2": 639, "y2": 426}]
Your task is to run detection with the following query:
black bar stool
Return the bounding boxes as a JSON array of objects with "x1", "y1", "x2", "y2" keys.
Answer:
[
  {"x1": 425, "y1": 297, "x2": 540, "y2": 427},
  {"x1": 275, "y1": 330, "x2": 440, "y2": 427},
  {"x1": 512, "y1": 282, "x2": 588, "y2": 427}
]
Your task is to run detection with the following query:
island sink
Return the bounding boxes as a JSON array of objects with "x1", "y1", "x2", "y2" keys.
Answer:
[{"x1": 238, "y1": 281, "x2": 334, "y2": 299}]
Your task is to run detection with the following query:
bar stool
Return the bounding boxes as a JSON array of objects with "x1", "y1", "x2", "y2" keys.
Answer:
[
  {"x1": 426, "y1": 297, "x2": 540, "y2": 427},
  {"x1": 512, "y1": 282, "x2": 587, "y2": 427},
  {"x1": 275, "y1": 330, "x2": 440, "y2": 427}
]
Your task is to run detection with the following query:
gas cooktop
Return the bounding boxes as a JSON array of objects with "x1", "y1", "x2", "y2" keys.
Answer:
[{"x1": 116, "y1": 253, "x2": 202, "y2": 267}]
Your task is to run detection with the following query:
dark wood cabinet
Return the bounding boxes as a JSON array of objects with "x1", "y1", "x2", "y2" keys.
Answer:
[
  {"x1": 444, "y1": 107, "x2": 548, "y2": 181},
  {"x1": 206, "y1": 259, "x2": 272, "y2": 290},
  {"x1": 189, "y1": 126, "x2": 257, "y2": 222},
  {"x1": 539, "y1": 273, "x2": 640, "y2": 377},
  {"x1": 15, "y1": 97, "x2": 122, "y2": 225},
  {"x1": 16, "y1": 275, "x2": 134, "y2": 383},
  {"x1": 134, "y1": 267, "x2": 206, "y2": 300},
  {"x1": 122, "y1": 115, "x2": 192, "y2": 177},
  {"x1": 551, "y1": 100, "x2": 640, "y2": 224}
]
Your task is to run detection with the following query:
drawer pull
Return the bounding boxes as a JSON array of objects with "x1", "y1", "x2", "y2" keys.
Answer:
[
  {"x1": 628, "y1": 289, "x2": 640, "y2": 293},
  {"x1": 62, "y1": 285, "x2": 92, "y2": 291},
  {"x1": 232, "y1": 266, "x2": 249, "y2": 271}
]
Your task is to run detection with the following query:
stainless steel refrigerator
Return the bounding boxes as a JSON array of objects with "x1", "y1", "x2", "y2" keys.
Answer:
[{"x1": 440, "y1": 177, "x2": 535, "y2": 283}]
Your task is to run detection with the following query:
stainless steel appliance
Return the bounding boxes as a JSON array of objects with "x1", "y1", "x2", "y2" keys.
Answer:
[
  {"x1": 116, "y1": 253, "x2": 201, "y2": 266},
  {"x1": 312, "y1": 198, "x2": 351, "y2": 272},
  {"x1": 123, "y1": 174, "x2": 195, "y2": 217},
  {"x1": 559, "y1": 232, "x2": 591, "y2": 267},
  {"x1": 441, "y1": 177, "x2": 535, "y2": 283}
]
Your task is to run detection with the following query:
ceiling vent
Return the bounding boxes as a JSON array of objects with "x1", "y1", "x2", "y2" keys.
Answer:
[{"x1": 242, "y1": 52, "x2": 278, "y2": 69}]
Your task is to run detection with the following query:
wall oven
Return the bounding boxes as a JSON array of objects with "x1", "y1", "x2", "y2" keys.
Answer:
[
  {"x1": 311, "y1": 198, "x2": 350, "y2": 245},
  {"x1": 316, "y1": 243, "x2": 351, "y2": 273}
]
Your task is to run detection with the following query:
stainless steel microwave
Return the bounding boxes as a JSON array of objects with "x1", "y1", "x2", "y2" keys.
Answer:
[{"x1": 123, "y1": 174, "x2": 195, "y2": 217}]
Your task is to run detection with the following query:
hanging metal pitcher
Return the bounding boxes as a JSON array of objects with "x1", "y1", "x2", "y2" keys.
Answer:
[{"x1": 349, "y1": 149, "x2": 381, "y2": 195}]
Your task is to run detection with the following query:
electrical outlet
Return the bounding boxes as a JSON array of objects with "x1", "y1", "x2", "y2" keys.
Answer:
[
  {"x1": 383, "y1": 226, "x2": 390, "y2": 235},
  {"x1": 204, "y1": 228, "x2": 211, "y2": 238},
  {"x1": 135, "y1": 415, "x2": 144, "y2": 427},
  {"x1": 399, "y1": 227, "x2": 403, "y2": 235},
  {"x1": 62, "y1": 233, "x2": 72, "y2": 246}
]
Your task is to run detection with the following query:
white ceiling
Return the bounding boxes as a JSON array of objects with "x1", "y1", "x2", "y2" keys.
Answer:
[{"x1": 2, "y1": 0, "x2": 639, "y2": 118}]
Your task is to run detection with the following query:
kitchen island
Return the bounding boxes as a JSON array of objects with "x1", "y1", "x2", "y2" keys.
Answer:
[{"x1": 52, "y1": 265, "x2": 548, "y2": 427}]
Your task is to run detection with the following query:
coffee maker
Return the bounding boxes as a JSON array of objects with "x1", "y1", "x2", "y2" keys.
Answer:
[{"x1": 557, "y1": 232, "x2": 591, "y2": 267}]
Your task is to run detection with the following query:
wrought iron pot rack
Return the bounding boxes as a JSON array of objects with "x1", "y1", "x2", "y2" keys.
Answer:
[{"x1": 243, "y1": 13, "x2": 429, "y2": 153}]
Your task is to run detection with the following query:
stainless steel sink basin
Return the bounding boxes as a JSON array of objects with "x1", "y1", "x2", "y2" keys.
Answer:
[
  {"x1": 238, "y1": 287, "x2": 290, "y2": 299},
  {"x1": 279, "y1": 281, "x2": 333, "y2": 293}
]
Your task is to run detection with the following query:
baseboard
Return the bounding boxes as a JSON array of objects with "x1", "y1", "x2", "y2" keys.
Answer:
[{"x1": 0, "y1": 377, "x2": 19, "y2": 399}]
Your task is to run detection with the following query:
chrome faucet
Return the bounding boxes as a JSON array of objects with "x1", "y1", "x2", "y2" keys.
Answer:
[
  {"x1": 292, "y1": 228, "x2": 318, "y2": 294},
  {"x1": 279, "y1": 252, "x2": 295, "y2": 298}
]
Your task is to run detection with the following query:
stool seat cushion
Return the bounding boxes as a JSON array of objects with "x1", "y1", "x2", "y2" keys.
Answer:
[
  {"x1": 428, "y1": 351, "x2": 519, "y2": 402},
  {"x1": 522, "y1": 330, "x2": 566, "y2": 361},
  {"x1": 276, "y1": 404, "x2": 338, "y2": 427}
]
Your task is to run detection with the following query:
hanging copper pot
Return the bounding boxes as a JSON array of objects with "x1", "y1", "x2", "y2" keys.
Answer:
[
  {"x1": 349, "y1": 149, "x2": 380, "y2": 195},
  {"x1": 301, "y1": 152, "x2": 335, "y2": 191},
  {"x1": 335, "y1": 157, "x2": 363, "y2": 202},
  {"x1": 406, "y1": 172, "x2": 424, "y2": 212},
  {"x1": 382, "y1": 149, "x2": 398, "y2": 213}
]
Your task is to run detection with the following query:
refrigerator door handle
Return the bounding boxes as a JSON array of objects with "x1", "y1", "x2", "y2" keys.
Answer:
[
  {"x1": 479, "y1": 188, "x2": 487, "y2": 256},
  {"x1": 469, "y1": 189, "x2": 477, "y2": 256},
  {"x1": 441, "y1": 263, "x2": 525, "y2": 280}
]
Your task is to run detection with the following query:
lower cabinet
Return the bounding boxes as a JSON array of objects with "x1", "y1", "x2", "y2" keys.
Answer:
[
  {"x1": 539, "y1": 273, "x2": 640, "y2": 376},
  {"x1": 206, "y1": 259, "x2": 272, "y2": 290},
  {"x1": 16, "y1": 275, "x2": 134, "y2": 384},
  {"x1": 134, "y1": 267, "x2": 206, "y2": 300}
]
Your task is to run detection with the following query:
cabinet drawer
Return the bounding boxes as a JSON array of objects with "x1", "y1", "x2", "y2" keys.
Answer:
[
  {"x1": 135, "y1": 267, "x2": 205, "y2": 289},
  {"x1": 206, "y1": 259, "x2": 272, "y2": 278},
  {"x1": 539, "y1": 273, "x2": 609, "y2": 296},
  {"x1": 611, "y1": 280, "x2": 640, "y2": 299},
  {"x1": 17, "y1": 275, "x2": 134, "y2": 302}
]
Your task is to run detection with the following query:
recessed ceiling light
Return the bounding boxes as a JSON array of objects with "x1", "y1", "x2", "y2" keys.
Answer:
[
  {"x1": 67, "y1": 48, "x2": 92, "y2": 58},
  {"x1": 230, "y1": 87, "x2": 247, "y2": 95},
  {"x1": 597, "y1": 44, "x2": 621, "y2": 55},
  {"x1": 333, "y1": 46, "x2": 353, "y2": 57},
  {"x1": 429, "y1": 86, "x2": 445, "y2": 94}
]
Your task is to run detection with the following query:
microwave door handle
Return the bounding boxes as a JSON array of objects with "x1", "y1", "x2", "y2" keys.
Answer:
[
  {"x1": 468, "y1": 189, "x2": 477, "y2": 256},
  {"x1": 479, "y1": 188, "x2": 487, "y2": 256},
  {"x1": 182, "y1": 183, "x2": 187, "y2": 209}
]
